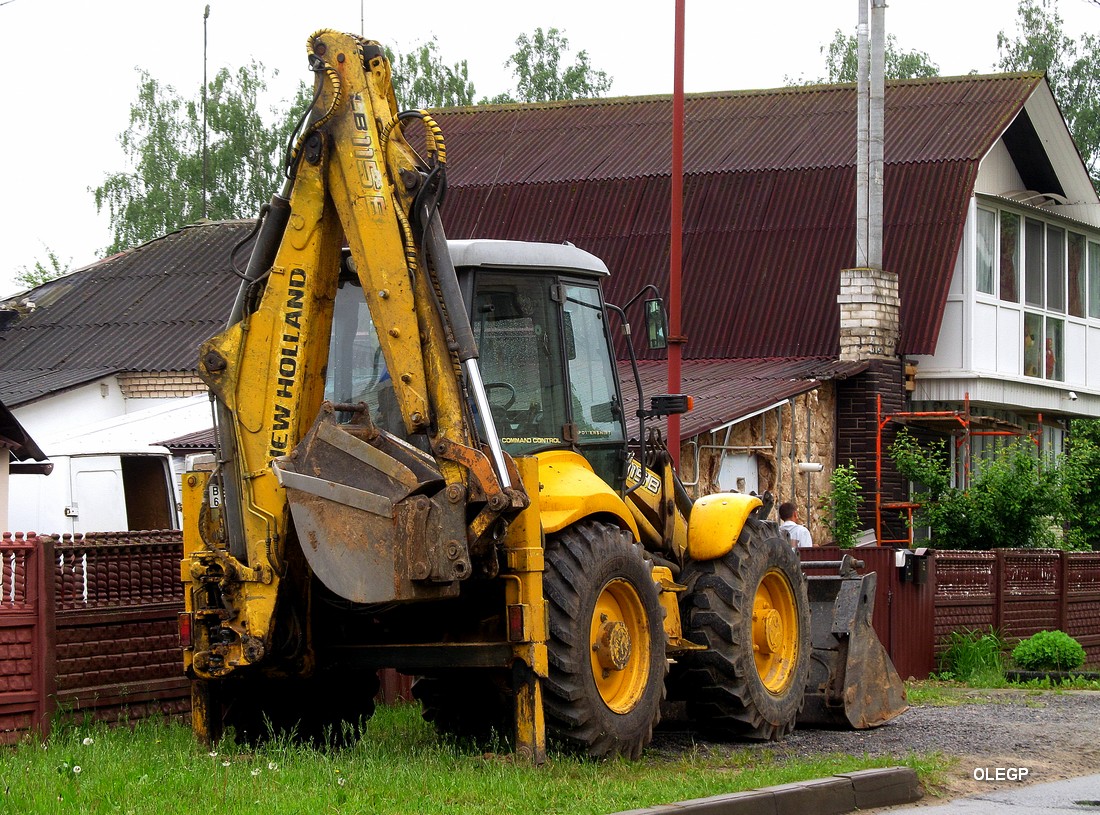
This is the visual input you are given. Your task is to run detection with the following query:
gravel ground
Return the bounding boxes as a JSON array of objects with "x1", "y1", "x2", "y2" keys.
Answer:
[{"x1": 651, "y1": 689, "x2": 1100, "y2": 800}]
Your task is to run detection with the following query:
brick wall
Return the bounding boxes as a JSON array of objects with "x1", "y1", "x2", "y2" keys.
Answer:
[
  {"x1": 836, "y1": 359, "x2": 908, "y2": 537},
  {"x1": 117, "y1": 371, "x2": 205, "y2": 399}
]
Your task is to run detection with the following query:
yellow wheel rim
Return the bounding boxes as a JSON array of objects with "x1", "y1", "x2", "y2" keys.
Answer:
[
  {"x1": 589, "y1": 578, "x2": 651, "y2": 713},
  {"x1": 752, "y1": 568, "x2": 799, "y2": 694}
]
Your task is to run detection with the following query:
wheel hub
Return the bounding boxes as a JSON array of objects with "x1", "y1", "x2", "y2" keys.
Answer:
[
  {"x1": 754, "y1": 608, "x2": 783, "y2": 655},
  {"x1": 594, "y1": 619, "x2": 632, "y2": 671},
  {"x1": 753, "y1": 568, "x2": 800, "y2": 694}
]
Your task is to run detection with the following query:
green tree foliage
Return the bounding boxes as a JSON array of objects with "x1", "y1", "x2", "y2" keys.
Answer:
[
  {"x1": 14, "y1": 247, "x2": 70, "y2": 290},
  {"x1": 94, "y1": 64, "x2": 310, "y2": 256},
  {"x1": 790, "y1": 29, "x2": 940, "y2": 85},
  {"x1": 1060, "y1": 419, "x2": 1100, "y2": 550},
  {"x1": 890, "y1": 430, "x2": 1062, "y2": 549},
  {"x1": 386, "y1": 38, "x2": 476, "y2": 109},
  {"x1": 819, "y1": 461, "x2": 864, "y2": 548},
  {"x1": 488, "y1": 27, "x2": 612, "y2": 104},
  {"x1": 997, "y1": 0, "x2": 1100, "y2": 188}
]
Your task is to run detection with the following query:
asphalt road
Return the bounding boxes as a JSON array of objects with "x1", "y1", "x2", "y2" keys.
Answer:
[{"x1": 866, "y1": 772, "x2": 1100, "y2": 814}]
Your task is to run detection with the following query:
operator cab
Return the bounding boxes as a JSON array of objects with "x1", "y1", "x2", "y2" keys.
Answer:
[
  {"x1": 454, "y1": 240, "x2": 627, "y2": 489},
  {"x1": 324, "y1": 240, "x2": 629, "y2": 489}
]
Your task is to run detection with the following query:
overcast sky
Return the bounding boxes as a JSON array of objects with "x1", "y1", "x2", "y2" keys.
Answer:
[{"x1": 1, "y1": 0, "x2": 1098, "y2": 299}]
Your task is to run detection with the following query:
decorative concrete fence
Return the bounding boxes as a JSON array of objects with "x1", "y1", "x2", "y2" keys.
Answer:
[
  {"x1": 0, "y1": 531, "x2": 188, "y2": 744},
  {"x1": 3, "y1": 531, "x2": 1098, "y2": 743}
]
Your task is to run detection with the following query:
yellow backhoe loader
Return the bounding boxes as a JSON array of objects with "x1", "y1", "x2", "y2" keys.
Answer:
[{"x1": 180, "y1": 30, "x2": 906, "y2": 762}]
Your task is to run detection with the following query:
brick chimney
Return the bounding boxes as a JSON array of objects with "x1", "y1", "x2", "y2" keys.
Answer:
[{"x1": 838, "y1": 266, "x2": 899, "y2": 361}]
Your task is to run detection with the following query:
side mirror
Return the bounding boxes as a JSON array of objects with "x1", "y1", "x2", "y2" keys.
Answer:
[{"x1": 644, "y1": 297, "x2": 668, "y2": 350}]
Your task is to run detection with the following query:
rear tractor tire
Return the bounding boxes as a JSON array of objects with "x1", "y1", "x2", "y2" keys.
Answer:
[
  {"x1": 412, "y1": 670, "x2": 513, "y2": 750},
  {"x1": 679, "y1": 520, "x2": 810, "y2": 740},
  {"x1": 543, "y1": 520, "x2": 667, "y2": 759},
  {"x1": 213, "y1": 665, "x2": 380, "y2": 747}
]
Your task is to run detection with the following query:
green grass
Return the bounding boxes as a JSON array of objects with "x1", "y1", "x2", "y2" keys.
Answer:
[
  {"x1": 1, "y1": 704, "x2": 943, "y2": 815},
  {"x1": 937, "y1": 628, "x2": 1009, "y2": 686},
  {"x1": 906, "y1": 675, "x2": 1100, "y2": 708}
]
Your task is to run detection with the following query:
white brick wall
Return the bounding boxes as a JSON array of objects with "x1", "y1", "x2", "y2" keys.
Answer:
[
  {"x1": 117, "y1": 372, "x2": 206, "y2": 399},
  {"x1": 839, "y1": 267, "x2": 899, "y2": 361}
]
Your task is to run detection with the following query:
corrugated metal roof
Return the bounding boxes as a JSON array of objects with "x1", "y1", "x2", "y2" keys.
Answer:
[
  {"x1": 0, "y1": 75, "x2": 1055, "y2": 433},
  {"x1": 434, "y1": 73, "x2": 1044, "y2": 356},
  {"x1": 157, "y1": 427, "x2": 216, "y2": 453},
  {"x1": 618, "y1": 357, "x2": 868, "y2": 440},
  {"x1": 0, "y1": 221, "x2": 249, "y2": 405},
  {"x1": 0, "y1": 368, "x2": 119, "y2": 407}
]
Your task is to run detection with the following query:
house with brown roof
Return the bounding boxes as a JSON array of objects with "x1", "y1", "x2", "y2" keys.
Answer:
[
  {"x1": 432, "y1": 72, "x2": 1100, "y2": 542},
  {"x1": 3, "y1": 74, "x2": 1097, "y2": 542},
  {"x1": 0, "y1": 222, "x2": 248, "y2": 533}
]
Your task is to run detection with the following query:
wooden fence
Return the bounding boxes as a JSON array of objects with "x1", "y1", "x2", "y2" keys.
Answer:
[{"x1": 3, "y1": 531, "x2": 1099, "y2": 743}]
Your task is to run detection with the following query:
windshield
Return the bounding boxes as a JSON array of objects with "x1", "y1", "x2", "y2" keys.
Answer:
[
  {"x1": 473, "y1": 273, "x2": 567, "y2": 450},
  {"x1": 325, "y1": 267, "x2": 627, "y2": 488},
  {"x1": 472, "y1": 271, "x2": 626, "y2": 486},
  {"x1": 325, "y1": 276, "x2": 403, "y2": 434}
]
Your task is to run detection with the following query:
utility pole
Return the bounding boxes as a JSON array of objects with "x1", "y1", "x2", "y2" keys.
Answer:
[{"x1": 668, "y1": 0, "x2": 685, "y2": 468}]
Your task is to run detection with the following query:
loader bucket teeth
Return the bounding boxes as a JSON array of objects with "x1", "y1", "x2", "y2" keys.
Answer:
[{"x1": 798, "y1": 561, "x2": 909, "y2": 729}]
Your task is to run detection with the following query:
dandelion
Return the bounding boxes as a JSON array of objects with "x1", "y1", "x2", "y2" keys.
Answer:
[
  {"x1": 267, "y1": 761, "x2": 278, "y2": 771},
  {"x1": 337, "y1": 777, "x2": 346, "y2": 787},
  {"x1": 72, "y1": 766, "x2": 82, "y2": 775},
  {"x1": 209, "y1": 751, "x2": 218, "y2": 758},
  {"x1": 82, "y1": 737, "x2": 94, "y2": 747},
  {"x1": 221, "y1": 760, "x2": 231, "y2": 768},
  {"x1": 251, "y1": 768, "x2": 261, "y2": 777}
]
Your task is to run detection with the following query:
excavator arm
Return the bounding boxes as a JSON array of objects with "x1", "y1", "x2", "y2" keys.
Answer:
[{"x1": 183, "y1": 32, "x2": 524, "y2": 684}]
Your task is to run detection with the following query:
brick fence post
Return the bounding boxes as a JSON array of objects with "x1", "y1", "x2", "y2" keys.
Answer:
[
  {"x1": 992, "y1": 548, "x2": 1006, "y2": 633},
  {"x1": 1057, "y1": 550, "x2": 1069, "y2": 633},
  {"x1": 34, "y1": 535, "x2": 58, "y2": 739}
]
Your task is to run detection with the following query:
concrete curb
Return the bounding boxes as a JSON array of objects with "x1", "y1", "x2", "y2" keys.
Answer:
[{"x1": 611, "y1": 766, "x2": 922, "y2": 815}]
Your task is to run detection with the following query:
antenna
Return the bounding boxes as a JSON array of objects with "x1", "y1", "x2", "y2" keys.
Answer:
[{"x1": 203, "y1": 5, "x2": 211, "y2": 219}]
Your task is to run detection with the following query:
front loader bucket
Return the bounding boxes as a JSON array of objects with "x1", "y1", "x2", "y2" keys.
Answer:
[{"x1": 798, "y1": 556, "x2": 908, "y2": 729}]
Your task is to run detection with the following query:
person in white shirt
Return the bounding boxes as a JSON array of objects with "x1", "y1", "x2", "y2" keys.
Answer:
[{"x1": 778, "y1": 502, "x2": 813, "y2": 548}]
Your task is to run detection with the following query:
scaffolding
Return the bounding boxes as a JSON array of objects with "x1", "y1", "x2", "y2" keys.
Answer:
[{"x1": 875, "y1": 393, "x2": 1041, "y2": 547}]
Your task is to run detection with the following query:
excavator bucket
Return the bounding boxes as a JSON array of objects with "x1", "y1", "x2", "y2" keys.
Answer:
[
  {"x1": 798, "y1": 556, "x2": 908, "y2": 729},
  {"x1": 273, "y1": 404, "x2": 471, "y2": 604}
]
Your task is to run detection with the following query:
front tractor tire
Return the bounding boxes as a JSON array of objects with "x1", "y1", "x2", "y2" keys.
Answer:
[
  {"x1": 543, "y1": 520, "x2": 667, "y2": 759},
  {"x1": 679, "y1": 521, "x2": 810, "y2": 740}
]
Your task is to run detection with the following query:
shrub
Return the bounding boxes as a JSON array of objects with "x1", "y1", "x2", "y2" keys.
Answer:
[
  {"x1": 1011, "y1": 630, "x2": 1087, "y2": 672},
  {"x1": 889, "y1": 431, "x2": 1061, "y2": 549},
  {"x1": 819, "y1": 461, "x2": 863, "y2": 548},
  {"x1": 1060, "y1": 419, "x2": 1100, "y2": 550},
  {"x1": 938, "y1": 628, "x2": 1007, "y2": 685}
]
